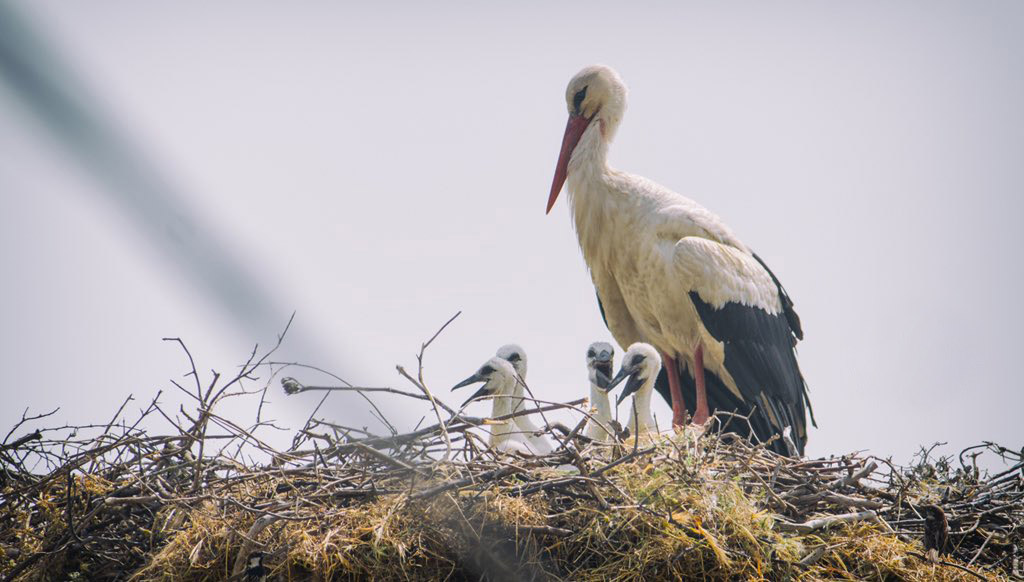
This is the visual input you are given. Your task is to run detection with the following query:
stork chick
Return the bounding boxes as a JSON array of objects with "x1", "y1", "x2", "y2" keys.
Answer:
[
  {"x1": 495, "y1": 344, "x2": 554, "y2": 454},
  {"x1": 584, "y1": 341, "x2": 616, "y2": 443},
  {"x1": 452, "y1": 357, "x2": 551, "y2": 455},
  {"x1": 607, "y1": 343, "x2": 661, "y2": 436}
]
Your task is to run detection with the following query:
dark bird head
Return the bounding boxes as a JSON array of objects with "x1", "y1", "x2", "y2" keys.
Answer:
[
  {"x1": 585, "y1": 341, "x2": 615, "y2": 390},
  {"x1": 451, "y1": 357, "x2": 515, "y2": 408},
  {"x1": 607, "y1": 343, "x2": 661, "y2": 405}
]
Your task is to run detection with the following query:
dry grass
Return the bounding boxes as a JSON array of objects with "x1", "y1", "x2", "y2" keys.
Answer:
[
  {"x1": 1, "y1": 321, "x2": 1020, "y2": 581},
  {"x1": 4, "y1": 428, "x2": 1018, "y2": 581}
]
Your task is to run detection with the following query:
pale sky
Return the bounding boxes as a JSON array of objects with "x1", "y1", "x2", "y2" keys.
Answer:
[{"x1": 1, "y1": 1, "x2": 1022, "y2": 467}]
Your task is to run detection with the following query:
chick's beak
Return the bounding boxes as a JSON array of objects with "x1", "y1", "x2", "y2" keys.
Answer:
[
  {"x1": 452, "y1": 373, "x2": 485, "y2": 391},
  {"x1": 593, "y1": 360, "x2": 614, "y2": 390},
  {"x1": 460, "y1": 385, "x2": 494, "y2": 408},
  {"x1": 607, "y1": 365, "x2": 645, "y2": 406},
  {"x1": 452, "y1": 371, "x2": 494, "y2": 407}
]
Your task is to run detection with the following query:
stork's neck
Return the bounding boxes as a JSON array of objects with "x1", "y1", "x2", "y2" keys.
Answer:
[
  {"x1": 509, "y1": 376, "x2": 526, "y2": 413},
  {"x1": 511, "y1": 376, "x2": 544, "y2": 434},
  {"x1": 589, "y1": 384, "x2": 612, "y2": 421},
  {"x1": 627, "y1": 382, "x2": 656, "y2": 435},
  {"x1": 564, "y1": 124, "x2": 626, "y2": 268},
  {"x1": 567, "y1": 123, "x2": 609, "y2": 190},
  {"x1": 586, "y1": 383, "x2": 614, "y2": 441},
  {"x1": 488, "y1": 376, "x2": 518, "y2": 448}
]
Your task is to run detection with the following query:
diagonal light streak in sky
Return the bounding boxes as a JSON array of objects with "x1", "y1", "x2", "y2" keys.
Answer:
[{"x1": 0, "y1": 1, "x2": 327, "y2": 365}]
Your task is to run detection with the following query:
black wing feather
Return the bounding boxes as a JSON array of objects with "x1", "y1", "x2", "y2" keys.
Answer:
[
  {"x1": 750, "y1": 252, "x2": 817, "y2": 428},
  {"x1": 596, "y1": 253, "x2": 814, "y2": 458},
  {"x1": 751, "y1": 252, "x2": 802, "y2": 341},
  {"x1": 598, "y1": 290, "x2": 800, "y2": 455},
  {"x1": 688, "y1": 289, "x2": 810, "y2": 455}
]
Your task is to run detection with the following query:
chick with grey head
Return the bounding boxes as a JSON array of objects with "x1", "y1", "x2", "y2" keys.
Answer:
[{"x1": 584, "y1": 341, "x2": 617, "y2": 443}]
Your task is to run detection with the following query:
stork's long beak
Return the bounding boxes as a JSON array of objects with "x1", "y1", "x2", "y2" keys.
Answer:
[{"x1": 546, "y1": 114, "x2": 592, "y2": 214}]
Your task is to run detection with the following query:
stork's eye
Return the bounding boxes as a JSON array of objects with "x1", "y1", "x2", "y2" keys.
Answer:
[
  {"x1": 506, "y1": 353, "x2": 521, "y2": 362},
  {"x1": 479, "y1": 365, "x2": 496, "y2": 375},
  {"x1": 630, "y1": 354, "x2": 645, "y2": 367},
  {"x1": 587, "y1": 349, "x2": 596, "y2": 358},
  {"x1": 573, "y1": 86, "x2": 587, "y2": 113}
]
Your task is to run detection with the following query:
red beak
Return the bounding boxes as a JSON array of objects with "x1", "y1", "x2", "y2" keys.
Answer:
[{"x1": 546, "y1": 114, "x2": 592, "y2": 214}]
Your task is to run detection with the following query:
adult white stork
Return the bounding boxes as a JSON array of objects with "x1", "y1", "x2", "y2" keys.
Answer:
[
  {"x1": 546, "y1": 65, "x2": 814, "y2": 455},
  {"x1": 495, "y1": 344, "x2": 554, "y2": 454},
  {"x1": 583, "y1": 341, "x2": 616, "y2": 443},
  {"x1": 452, "y1": 356, "x2": 553, "y2": 455},
  {"x1": 607, "y1": 343, "x2": 660, "y2": 437}
]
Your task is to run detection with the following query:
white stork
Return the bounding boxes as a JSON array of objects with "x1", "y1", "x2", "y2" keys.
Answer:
[
  {"x1": 546, "y1": 65, "x2": 814, "y2": 455},
  {"x1": 583, "y1": 341, "x2": 616, "y2": 443},
  {"x1": 452, "y1": 356, "x2": 553, "y2": 455},
  {"x1": 607, "y1": 343, "x2": 660, "y2": 437},
  {"x1": 495, "y1": 344, "x2": 554, "y2": 454}
]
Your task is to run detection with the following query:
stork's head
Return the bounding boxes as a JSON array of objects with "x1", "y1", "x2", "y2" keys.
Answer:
[
  {"x1": 607, "y1": 343, "x2": 661, "y2": 405},
  {"x1": 451, "y1": 356, "x2": 515, "y2": 408},
  {"x1": 546, "y1": 64, "x2": 628, "y2": 214},
  {"x1": 585, "y1": 341, "x2": 615, "y2": 390},
  {"x1": 495, "y1": 343, "x2": 527, "y2": 380}
]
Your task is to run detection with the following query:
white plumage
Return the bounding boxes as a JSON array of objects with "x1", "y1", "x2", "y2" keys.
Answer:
[
  {"x1": 547, "y1": 65, "x2": 812, "y2": 455},
  {"x1": 452, "y1": 354, "x2": 553, "y2": 455}
]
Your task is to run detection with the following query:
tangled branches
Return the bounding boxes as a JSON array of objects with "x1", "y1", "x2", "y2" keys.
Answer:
[{"x1": 1, "y1": 317, "x2": 1021, "y2": 581}]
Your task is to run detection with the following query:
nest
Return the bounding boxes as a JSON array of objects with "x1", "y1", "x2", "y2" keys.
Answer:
[{"x1": 1, "y1": 320, "x2": 1021, "y2": 581}]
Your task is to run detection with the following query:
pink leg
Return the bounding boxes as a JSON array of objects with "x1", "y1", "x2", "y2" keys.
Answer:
[
  {"x1": 692, "y1": 344, "x2": 710, "y2": 424},
  {"x1": 661, "y1": 352, "x2": 688, "y2": 429}
]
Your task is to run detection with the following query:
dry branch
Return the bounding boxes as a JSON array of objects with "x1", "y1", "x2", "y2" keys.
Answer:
[{"x1": 1, "y1": 323, "x2": 1020, "y2": 582}]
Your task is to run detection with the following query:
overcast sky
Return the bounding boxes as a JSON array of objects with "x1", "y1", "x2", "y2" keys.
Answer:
[{"x1": 1, "y1": 1, "x2": 1022, "y2": 467}]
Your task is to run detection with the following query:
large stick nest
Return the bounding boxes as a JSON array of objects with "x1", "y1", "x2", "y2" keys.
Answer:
[{"x1": 1, "y1": 320, "x2": 1021, "y2": 581}]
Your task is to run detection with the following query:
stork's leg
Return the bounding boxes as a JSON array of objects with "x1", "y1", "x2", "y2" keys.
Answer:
[
  {"x1": 692, "y1": 344, "x2": 710, "y2": 425},
  {"x1": 661, "y1": 352, "x2": 688, "y2": 429}
]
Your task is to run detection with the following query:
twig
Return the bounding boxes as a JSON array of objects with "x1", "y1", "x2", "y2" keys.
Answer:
[
  {"x1": 907, "y1": 551, "x2": 988, "y2": 580},
  {"x1": 0, "y1": 430, "x2": 42, "y2": 451},
  {"x1": 409, "y1": 465, "x2": 522, "y2": 500},
  {"x1": 774, "y1": 510, "x2": 879, "y2": 533}
]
